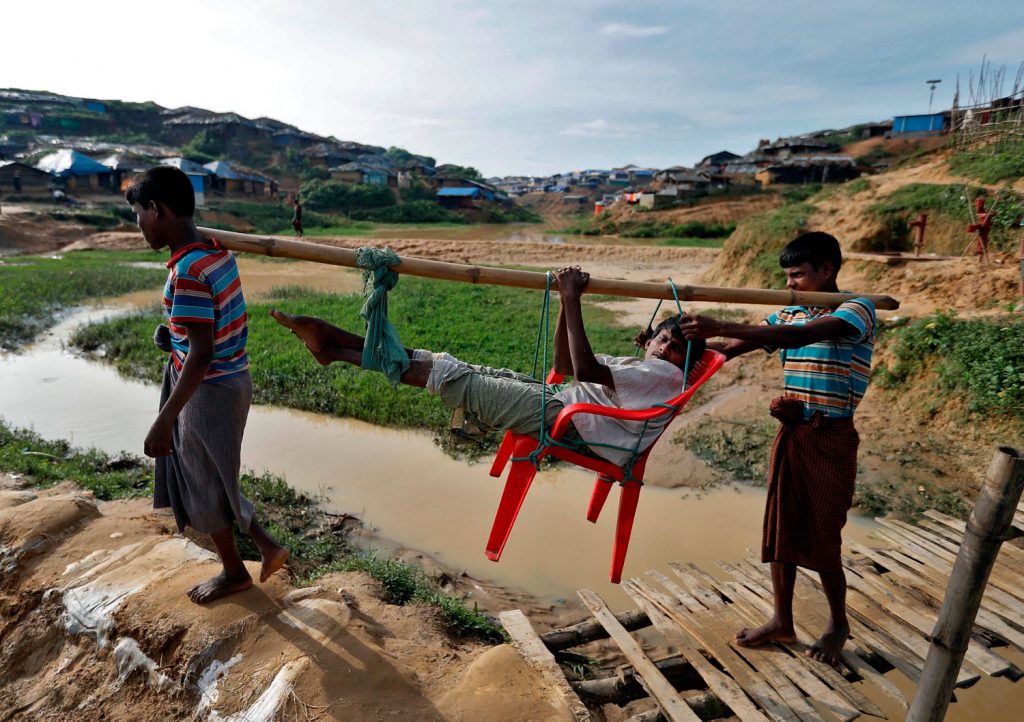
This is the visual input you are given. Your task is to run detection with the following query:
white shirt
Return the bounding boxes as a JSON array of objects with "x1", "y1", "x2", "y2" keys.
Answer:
[{"x1": 553, "y1": 354, "x2": 684, "y2": 465}]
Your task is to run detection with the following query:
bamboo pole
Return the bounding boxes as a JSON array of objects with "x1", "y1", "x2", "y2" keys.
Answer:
[
  {"x1": 199, "y1": 227, "x2": 901, "y2": 310},
  {"x1": 541, "y1": 609, "x2": 651, "y2": 652},
  {"x1": 907, "y1": 446, "x2": 1024, "y2": 722}
]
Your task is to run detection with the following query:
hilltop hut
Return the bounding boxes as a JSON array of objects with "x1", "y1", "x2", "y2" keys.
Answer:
[
  {"x1": 436, "y1": 186, "x2": 482, "y2": 208},
  {"x1": 34, "y1": 149, "x2": 112, "y2": 191},
  {"x1": 0, "y1": 161, "x2": 50, "y2": 196},
  {"x1": 203, "y1": 160, "x2": 267, "y2": 195},
  {"x1": 329, "y1": 162, "x2": 398, "y2": 187}
]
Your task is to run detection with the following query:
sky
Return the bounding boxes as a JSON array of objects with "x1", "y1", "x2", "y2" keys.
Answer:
[{"x1": 6, "y1": 0, "x2": 1024, "y2": 176}]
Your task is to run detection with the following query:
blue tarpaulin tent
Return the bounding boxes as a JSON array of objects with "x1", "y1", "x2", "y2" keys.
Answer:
[{"x1": 34, "y1": 149, "x2": 109, "y2": 177}]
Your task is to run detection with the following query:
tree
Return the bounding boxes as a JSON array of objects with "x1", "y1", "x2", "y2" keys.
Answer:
[
  {"x1": 299, "y1": 180, "x2": 396, "y2": 213},
  {"x1": 180, "y1": 129, "x2": 225, "y2": 163},
  {"x1": 441, "y1": 165, "x2": 483, "y2": 181}
]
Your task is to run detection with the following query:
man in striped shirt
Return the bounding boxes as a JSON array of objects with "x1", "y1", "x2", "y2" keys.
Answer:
[
  {"x1": 128, "y1": 166, "x2": 288, "y2": 604},
  {"x1": 679, "y1": 231, "x2": 875, "y2": 666}
]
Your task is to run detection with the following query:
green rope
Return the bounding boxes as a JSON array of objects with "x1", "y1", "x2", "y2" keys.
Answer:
[{"x1": 355, "y1": 246, "x2": 409, "y2": 386}]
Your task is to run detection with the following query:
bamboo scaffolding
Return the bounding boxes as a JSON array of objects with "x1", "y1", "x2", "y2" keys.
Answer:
[{"x1": 200, "y1": 227, "x2": 901, "y2": 310}]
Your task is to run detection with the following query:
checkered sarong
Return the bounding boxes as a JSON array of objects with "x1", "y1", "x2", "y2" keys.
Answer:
[
  {"x1": 761, "y1": 396, "x2": 859, "y2": 573},
  {"x1": 154, "y1": 361, "x2": 255, "y2": 535}
]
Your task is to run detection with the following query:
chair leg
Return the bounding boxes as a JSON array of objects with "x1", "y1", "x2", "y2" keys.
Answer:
[
  {"x1": 610, "y1": 480, "x2": 642, "y2": 584},
  {"x1": 586, "y1": 474, "x2": 615, "y2": 523},
  {"x1": 485, "y1": 450, "x2": 541, "y2": 562},
  {"x1": 489, "y1": 431, "x2": 517, "y2": 477}
]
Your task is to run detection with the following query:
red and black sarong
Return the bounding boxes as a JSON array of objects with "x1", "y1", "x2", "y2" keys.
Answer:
[{"x1": 761, "y1": 396, "x2": 859, "y2": 574}]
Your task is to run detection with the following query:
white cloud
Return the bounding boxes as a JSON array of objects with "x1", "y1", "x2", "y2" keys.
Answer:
[
  {"x1": 600, "y1": 22, "x2": 670, "y2": 38},
  {"x1": 558, "y1": 119, "x2": 656, "y2": 138}
]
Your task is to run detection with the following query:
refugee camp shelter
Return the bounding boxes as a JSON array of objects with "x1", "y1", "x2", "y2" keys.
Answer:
[
  {"x1": 754, "y1": 156, "x2": 859, "y2": 186},
  {"x1": 203, "y1": 160, "x2": 267, "y2": 195},
  {"x1": 437, "y1": 187, "x2": 482, "y2": 208},
  {"x1": 892, "y1": 112, "x2": 950, "y2": 136},
  {"x1": 698, "y1": 151, "x2": 741, "y2": 170},
  {"x1": 0, "y1": 161, "x2": 50, "y2": 195},
  {"x1": 98, "y1": 154, "x2": 153, "y2": 191},
  {"x1": 329, "y1": 162, "x2": 398, "y2": 187},
  {"x1": 34, "y1": 149, "x2": 112, "y2": 190},
  {"x1": 158, "y1": 157, "x2": 212, "y2": 194}
]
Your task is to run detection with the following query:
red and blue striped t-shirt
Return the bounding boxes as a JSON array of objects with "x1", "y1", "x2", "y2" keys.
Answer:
[{"x1": 163, "y1": 240, "x2": 249, "y2": 380}]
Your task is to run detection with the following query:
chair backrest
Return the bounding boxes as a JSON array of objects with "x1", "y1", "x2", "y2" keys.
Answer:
[{"x1": 648, "y1": 347, "x2": 727, "y2": 432}]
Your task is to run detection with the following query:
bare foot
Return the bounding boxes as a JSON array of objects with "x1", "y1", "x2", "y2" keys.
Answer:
[
  {"x1": 735, "y1": 618, "x2": 797, "y2": 648},
  {"x1": 187, "y1": 571, "x2": 252, "y2": 604},
  {"x1": 269, "y1": 309, "x2": 334, "y2": 365},
  {"x1": 807, "y1": 623, "x2": 850, "y2": 666},
  {"x1": 260, "y1": 545, "x2": 290, "y2": 583}
]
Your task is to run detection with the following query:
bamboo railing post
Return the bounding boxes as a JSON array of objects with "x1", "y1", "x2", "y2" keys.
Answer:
[
  {"x1": 199, "y1": 228, "x2": 901, "y2": 310},
  {"x1": 907, "y1": 446, "x2": 1024, "y2": 722}
]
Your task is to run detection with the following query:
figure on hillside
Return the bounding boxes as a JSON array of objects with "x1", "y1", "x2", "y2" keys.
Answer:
[
  {"x1": 966, "y1": 197, "x2": 993, "y2": 264},
  {"x1": 126, "y1": 166, "x2": 289, "y2": 604},
  {"x1": 291, "y1": 197, "x2": 304, "y2": 237},
  {"x1": 678, "y1": 232, "x2": 876, "y2": 667},
  {"x1": 270, "y1": 267, "x2": 705, "y2": 466}
]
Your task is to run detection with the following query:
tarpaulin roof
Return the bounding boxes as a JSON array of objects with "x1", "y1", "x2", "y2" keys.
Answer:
[
  {"x1": 203, "y1": 160, "x2": 245, "y2": 179},
  {"x1": 160, "y1": 157, "x2": 211, "y2": 175},
  {"x1": 437, "y1": 187, "x2": 482, "y2": 197},
  {"x1": 204, "y1": 160, "x2": 266, "y2": 182},
  {"x1": 34, "y1": 149, "x2": 109, "y2": 177}
]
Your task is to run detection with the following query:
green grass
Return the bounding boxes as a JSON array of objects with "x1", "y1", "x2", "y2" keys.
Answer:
[
  {"x1": 300, "y1": 553, "x2": 505, "y2": 641},
  {"x1": 71, "y1": 278, "x2": 637, "y2": 436},
  {"x1": 0, "y1": 418, "x2": 503, "y2": 642},
  {"x1": 876, "y1": 314, "x2": 1024, "y2": 418},
  {"x1": 949, "y1": 144, "x2": 1024, "y2": 184},
  {"x1": 845, "y1": 178, "x2": 870, "y2": 197},
  {"x1": 0, "y1": 250, "x2": 168, "y2": 349},
  {"x1": 866, "y1": 184, "x2": 1024, "y2": 253},
  {"x1": 0, "y1": 421, "x2": 152, "y2": 500},
  {"x1": 732, "y1": 202, "x2": 817, "y2": 287}
]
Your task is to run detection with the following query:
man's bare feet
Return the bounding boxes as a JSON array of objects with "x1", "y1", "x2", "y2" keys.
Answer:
[
  {"x1": 187, "y1": 571, "x2": 253, "y2": 604},
  {"x1": 735, "y1": 618, "x2": 797, "y2": 648},
  {"x1": 807, "y1": 623, "x2": 849, "y2": 665},
  {"x1": 269, "y1": 309, "x2": 334, "y2": 365},
  {"x1": 260, "y1": 545, "x2": 290, "y2": 583}
]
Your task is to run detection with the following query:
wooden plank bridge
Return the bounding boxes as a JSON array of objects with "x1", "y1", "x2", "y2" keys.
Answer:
[{"x1": 499, "y1": 506, "x2": 1024, "y2": 721}]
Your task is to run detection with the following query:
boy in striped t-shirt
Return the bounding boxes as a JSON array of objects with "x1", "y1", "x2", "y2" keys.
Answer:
[
  {"x1": 127, "y1": 166, "x2": 288, "y2": 604},
  {"x1": 679, "y1": 231, "x2": 875, "y2": 667}
]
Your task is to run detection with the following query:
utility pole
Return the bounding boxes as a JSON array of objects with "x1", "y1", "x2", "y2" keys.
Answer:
[{"x1": 926, "y1": 79, "x2": 942, "y2": 113}]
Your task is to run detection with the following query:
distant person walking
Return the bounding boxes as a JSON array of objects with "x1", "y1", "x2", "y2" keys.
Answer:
[
  {"x1": 291, "y1": 197, "x2": 304, "y2": 237},
  {"x1": 126, "y1": 166, "x2": 289, "y2": 604}
]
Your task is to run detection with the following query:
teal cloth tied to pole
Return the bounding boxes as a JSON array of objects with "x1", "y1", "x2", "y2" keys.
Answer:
[{"x1": 355, "y1": 246, "x2": 409, "y2": 386}]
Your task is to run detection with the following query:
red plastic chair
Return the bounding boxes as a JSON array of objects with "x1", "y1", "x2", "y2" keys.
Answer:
[{"x1": 485, "y1": 349, "x2": 726, "y2": 583}]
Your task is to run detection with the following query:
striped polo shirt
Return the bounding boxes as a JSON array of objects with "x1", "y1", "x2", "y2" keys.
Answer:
[
  {"x1": 163, "y1": 240, "x2": 249, "y2": 381},
  {"x1": 764, "y1": 298, "x2": 876, "y2": 420}
]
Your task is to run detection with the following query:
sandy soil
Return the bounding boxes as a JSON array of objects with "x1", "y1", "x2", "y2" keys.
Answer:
[{"x1": 0, "y1": 475, "x2": 578, "y2": 721}]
